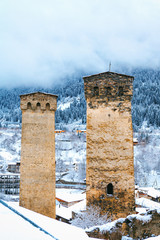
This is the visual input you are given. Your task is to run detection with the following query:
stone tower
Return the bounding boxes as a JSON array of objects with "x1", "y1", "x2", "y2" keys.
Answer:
[
  {"x1": 19, "y1": 92, "x2": 57, "y2": 218},
  {"x1": 83, "y1": 72, "x2": 135, "y2": 219}
]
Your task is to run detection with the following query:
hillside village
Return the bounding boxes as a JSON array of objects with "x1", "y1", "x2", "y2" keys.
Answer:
[{"x1": 0, "y1": 72, "x2": 160, "y2": 240}]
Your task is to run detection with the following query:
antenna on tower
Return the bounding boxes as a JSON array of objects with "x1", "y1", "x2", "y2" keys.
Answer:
[{"x1": 109, "y1": 62, "x2": 111, "y2": 72}]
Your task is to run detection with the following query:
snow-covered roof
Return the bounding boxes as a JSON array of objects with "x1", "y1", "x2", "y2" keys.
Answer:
[
  {"x1": 56, "y1": 199, "x2": 86, "y2": 220},
  {"x1": 136, "y1": 207, "x2": 147, "y2": 214},
  {"x1": 136, "y1": 197, "x2": 160, "y2": 210},
  {"x1": 56, "y1": 192, "x2": 85, "y2": 203},
  {"x1": 147, "y1": 188, "x2": 160, "y2": 198},
  {"x1": 133, "y1": 137, "x2": 138, "y2": 142},
  {"x1": 0, "y1": 202, "x2": 52, "y2": 240},
  {"x1": 56, "y1": 205, "x2": 72, "y2": 220},
  {"x1": 8, "y1": 162, "x2": 16, "y2": 165},
  {"x1": 1, "y1": 201, "x2": 89, "y2": 240},
  {"x1": 138, "y1": 187, "x2": 160, "y2": 198}
]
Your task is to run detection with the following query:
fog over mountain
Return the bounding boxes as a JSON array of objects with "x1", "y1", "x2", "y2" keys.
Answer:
[{"x1": 0, "y1": 0, "x2": 160, "y2": 87}]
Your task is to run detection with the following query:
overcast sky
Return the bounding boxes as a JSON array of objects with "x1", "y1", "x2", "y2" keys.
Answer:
[{"x1": 0, "y1": 0, "x2": 160, "y2": 87}]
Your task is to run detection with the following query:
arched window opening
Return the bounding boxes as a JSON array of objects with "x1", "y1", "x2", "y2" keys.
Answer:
[
  {"x1": 46, "y1": 103, "x2": 50, "y2": 110},
  {"x1": 94, "y1": 86, "x2": 99, "y2": 96},
  {"x1": 36, "y1": 102, "x2": 41, "y2": 109},
  {"x1": 106, "y1": 87, "x2": 111, "y2": 96},
  {"x1": 27, "y1": 102, "x2": 32, "y2": 109},
  {"x1": 118, "y1": 86, "x2": 123, "y2": 96},
  {"x1": 107, "y1": 183, "x2": 113, "y2": 195}
]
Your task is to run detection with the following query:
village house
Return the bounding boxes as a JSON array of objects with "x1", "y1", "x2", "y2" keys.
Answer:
[
  {"x1": 136, "y1": 187, "x2": 160, "y2": 202},
  {"x1": 7, "y1": 161, "x2": 20, "y2": 173}
]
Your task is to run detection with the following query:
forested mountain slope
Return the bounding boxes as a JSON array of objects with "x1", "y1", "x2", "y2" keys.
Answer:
[{"x1": 0, "y1": 68, "x2": 160, "y2": 131}]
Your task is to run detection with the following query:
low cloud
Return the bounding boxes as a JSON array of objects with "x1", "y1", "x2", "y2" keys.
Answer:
[{"x1": 0, "y1": 0, "x2": 160, "y2": 87}]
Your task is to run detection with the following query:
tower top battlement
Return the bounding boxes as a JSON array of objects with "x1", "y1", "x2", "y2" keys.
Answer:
[
  {"x1": 20, "y1": 92, "x2": 58, "y2": 111},
  {"x1": 83, "y1": 71, "x2": 134, "y2": 104}
]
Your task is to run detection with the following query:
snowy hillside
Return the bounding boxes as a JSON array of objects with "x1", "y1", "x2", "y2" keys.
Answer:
[
  {"x1": 55, "y1": 124, "x2": 86, "y2": 183},
  {"x1": 1, "y1": 68, "x2": 160, "y2": 131},
  {"x1": 134, "y1": 125, "x2": 160, "y2": 187},
  {"x1": 0, "y1": 128, "x2": 21, "y2": 172}
]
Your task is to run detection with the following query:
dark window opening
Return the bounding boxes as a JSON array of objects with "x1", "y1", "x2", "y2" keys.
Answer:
[
  {"x1": 118, "y1": 86, "x2": 123, "y2": 96},
  {"x1": 94, "y1": 86, "x2": 99, "y2": 96},
  {"x1": 27, "y1": 102, "x2": 32, "y2": 109},
  {"x1": 107, "y1": 183, "x2": 113, "y2": 195},
  {"x1": 46, "y1": 103, "x2": 50, "y2": 110},
  {"x1": 106, "y1": 87, "x2": 111, "y2": 95},
  {"x1": 36, "y1": 102, "x2": 41, "y2": 109}
]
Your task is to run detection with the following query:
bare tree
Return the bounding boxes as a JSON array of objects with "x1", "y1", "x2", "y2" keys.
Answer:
[{"x1": 71, "y1": 206, "x2": 110, "y2": 229}]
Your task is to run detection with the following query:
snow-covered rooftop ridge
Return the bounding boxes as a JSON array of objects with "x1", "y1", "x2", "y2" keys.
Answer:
[
  {"x1": 136, "y1": 197, "x2": 160, "y2": 210},
  {"x1": 137, "y1": 187, "x2": 160, "y2": 198},
  {"x1": 137, "y1": 187, "x2": 160, "y2": 197},
  {"x1": 2, "y1": 201, "x2": 89, "y2": 240},
  {"x1": 147, "y1": 188, "x2": 160, "y2": 198},
  {"x1": 0, "y1": 202, "x2": 53, "y2": 240},
  {"x1": 56, "y1": 192, "x2": 85, "y2": 203}
]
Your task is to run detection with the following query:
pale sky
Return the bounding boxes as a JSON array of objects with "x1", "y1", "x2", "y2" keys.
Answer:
[{"x1": 0, "y1": 0, "x2": 160, "y2": 87}]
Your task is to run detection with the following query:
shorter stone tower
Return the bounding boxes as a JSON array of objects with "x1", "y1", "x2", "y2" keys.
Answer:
[
  {"x1": 19, "y1": 92, "x2": 57, "y2": 218},
  {"x1": 83, "y1": 72, "x2": 135, "y2": 219}
]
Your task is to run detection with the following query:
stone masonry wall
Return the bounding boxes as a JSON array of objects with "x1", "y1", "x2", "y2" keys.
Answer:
[
  {"x1": 19, "y1": 92, "x2": 57, "y2": 218},
  {"x1": 83, "y1": 72, "x2": 135, "y2": 219},
  {"x1": 86, "y1": 210, "x2": 160, "y2": 240}
]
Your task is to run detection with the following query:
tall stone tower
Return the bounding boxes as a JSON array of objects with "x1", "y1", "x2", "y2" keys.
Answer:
[
  {"x1": 19, "y1": 92, "x2": 57, "y2": 218},
  {"x1": 83, "y1": 72, "x2": 135, "y2": 219}
]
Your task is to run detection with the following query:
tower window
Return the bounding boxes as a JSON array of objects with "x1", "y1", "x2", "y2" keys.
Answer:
[
  {"x1": 118, "y1": 86, "x2": 123, "y2": 96},
  {"x1": 27, "y1": 102, "x2": 32, "y2": 109},
  {"x1": 107, "y1": 183, "x2": 113, "y2": 195},
  {"x1": 93, "y1": 86, "x2": 99, "y2": 96},
  {"x1": 105, "y1": 87, "x2": 111, "y2": 96},
  {"x1": 36, "y1": 102, "x2": 41, "y2": 109},
  {"x1": 46, "y1": 103, "x2": 50, "y2": 110}
]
